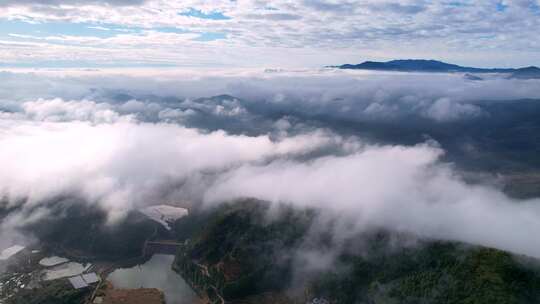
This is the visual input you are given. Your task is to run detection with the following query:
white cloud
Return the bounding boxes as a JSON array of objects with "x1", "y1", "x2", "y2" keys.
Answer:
[
  {"x1": 0, "y1": 1, "x2": 539, "y2": 67},
  {"x1": 0, "y1": 98, "x2": 349, "y2": 220},
  {"x1": 204, "y1": 143, "x2": 540, "y2": 258},
  {"x1": 1, "y1": 70, "x2": 540, "y2": 125},
  {"x1": 423, "y1": 98, "x2": 484, "y2": 122},
  {"x1": 1, "y1": 71, "x2": 540, "y2": 260},
  {"x1": 0, "y1": 0, "x2": 147, "y2": 8},
  {"x1": 20, "y1": 98, "x2": 126, "y2": 123}
]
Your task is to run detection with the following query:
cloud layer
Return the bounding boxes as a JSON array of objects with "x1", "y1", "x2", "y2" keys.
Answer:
[
  {"x1": 0, "y1": 0, "x2": 146, "y2": 6},
  {"x1": 205, "y1": 144, "x2": 540, "y2": 258},
  {"x1": 1, "y1": 70, "x2": 540, "y2": 260},
  {"x1": 0, "y1": 107, "x2": 346, "y2": 217},
  {"x1": 2, "y1": 69, "x2": 540, "y2": 126},
  {"x1": 1, "y1": 0, "x2": 540, "y2": 67}
]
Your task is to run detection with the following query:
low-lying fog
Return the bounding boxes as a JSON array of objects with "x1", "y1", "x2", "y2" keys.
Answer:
[{"x1": 1, "y1": 68, "x2": 540, "y2": 259}]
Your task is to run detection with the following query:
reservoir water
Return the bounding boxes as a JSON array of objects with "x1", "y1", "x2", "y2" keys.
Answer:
[{"x1": 108, "y1": 254, "x2": 197, "y2": 304}]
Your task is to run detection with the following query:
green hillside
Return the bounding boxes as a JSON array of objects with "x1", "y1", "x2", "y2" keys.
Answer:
[{"x1": 173, "y1": 200, "x2": 540, "y2": 304}]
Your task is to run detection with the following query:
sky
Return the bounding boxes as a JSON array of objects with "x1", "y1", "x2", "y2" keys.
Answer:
[{"x1": 0, "y1": 0, "x2": 540, "y2": 68}]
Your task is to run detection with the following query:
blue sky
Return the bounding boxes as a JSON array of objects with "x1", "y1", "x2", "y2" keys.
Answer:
[
  {"x1": 178, "y1": 8, "x2": 231, "y2": 20},
  {"x1": 0, "y1": 0, "x2": 539, "y2": 68}
]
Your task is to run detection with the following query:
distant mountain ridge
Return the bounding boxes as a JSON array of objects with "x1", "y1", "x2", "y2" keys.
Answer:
[{"x1": 336, "y1": 59, "x2": 540, "y2": 78}]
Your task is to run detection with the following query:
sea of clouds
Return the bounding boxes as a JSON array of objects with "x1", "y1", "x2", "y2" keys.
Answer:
[{"x1": 1, "y1": 68, "x2": 540, "y2": 258}]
